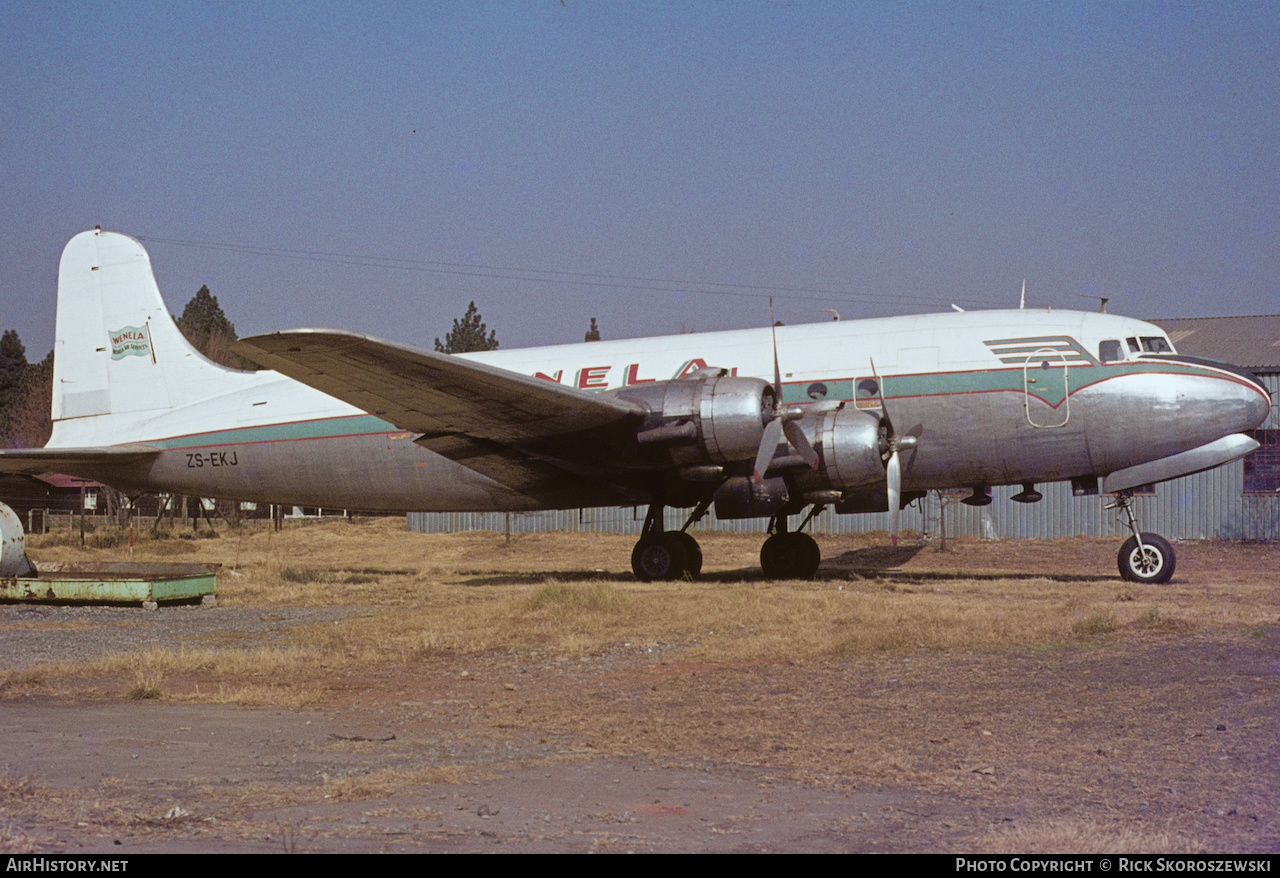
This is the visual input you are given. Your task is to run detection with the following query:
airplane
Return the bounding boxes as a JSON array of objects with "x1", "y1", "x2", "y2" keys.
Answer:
[{"x1": 0, "y1": 228, "x2": 1270, "y2": 585}]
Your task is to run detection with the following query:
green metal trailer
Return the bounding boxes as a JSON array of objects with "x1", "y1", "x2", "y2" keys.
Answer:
[{"x1": 0, "y1": 561, "x2": 218, "y2": 607}]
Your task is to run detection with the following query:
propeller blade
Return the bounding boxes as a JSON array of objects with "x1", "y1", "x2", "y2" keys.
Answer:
[
  {"x1": 869, "y1": 357, "x2": 894, "y2": 435},
  {"x1": 782, "y1": 418, "x2": 819, "y2": 470},
  {"x1": 769, "y1": 297, "x2": 783, "y2": 401},
  {"x1": 886, "y1": 449, "x2": 901, "y2": 547},
  {"x1": 753, "y1": 417, "x2": 785, "y2": 483}
]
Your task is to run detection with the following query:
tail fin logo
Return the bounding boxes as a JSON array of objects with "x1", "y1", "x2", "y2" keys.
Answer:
[{"x1": 109, "y1": 324, "x2": 155, "y2": 362}]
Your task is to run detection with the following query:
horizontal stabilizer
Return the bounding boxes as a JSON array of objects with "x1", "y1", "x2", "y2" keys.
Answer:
[
  {"x1": 0, "y1": 445, "x2": 159, "y2": 476},
  {"x1": 234, "y1": 329, "x2": 646, "y2": 444},
  {"x1": 1102, "y1": 433, "x2": 1260, "y2": 494}
]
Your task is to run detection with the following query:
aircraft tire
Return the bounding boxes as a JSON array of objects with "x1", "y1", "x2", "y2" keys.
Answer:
[
  {"x1": 797, "y1": 532, "x2": 821, "y2": 577},
  {"x1": 1117, "y1": 533, "x2": 1175, "y2": 584},
  {"x1": 672, "y1": 531, "x2": 703, "y2": 579},
  {"x1": 631, "y1": 532, "x2": 690, "y2": 582},
  {"x1": 760, "y1": 532, "x2": 821, "y2": 580}
]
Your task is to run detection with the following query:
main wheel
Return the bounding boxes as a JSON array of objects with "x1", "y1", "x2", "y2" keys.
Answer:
[
  {"x1": 760, "y1": 532, "x2": 821, "y2": 580},
  {"x1": 631, "y1": 532, "x2": 690, "y2": 582},
  {"x1": 1117, "y1": 533, "x2": 1175, "y2": 584},
  {"x1": 672, "y1": 531, "x2": 703, "y2": 578},
  {"x1": 796, "y1": 532, "x2": 821, "y2": 577}
]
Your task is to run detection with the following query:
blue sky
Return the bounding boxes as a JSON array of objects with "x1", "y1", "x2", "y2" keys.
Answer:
[{"x1": 2, "y1": 1, "x2": 1277, "y2": 357}]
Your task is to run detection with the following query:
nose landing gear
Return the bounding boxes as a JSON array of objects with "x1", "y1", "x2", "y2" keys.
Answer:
[{"x1": 1108, "y1": 491, "x2": 1176, "y2": 584}]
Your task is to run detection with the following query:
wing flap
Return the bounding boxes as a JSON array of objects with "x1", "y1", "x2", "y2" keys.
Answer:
[{"x1": 234, "y1": 330, "x2": 645, "y2": 444}]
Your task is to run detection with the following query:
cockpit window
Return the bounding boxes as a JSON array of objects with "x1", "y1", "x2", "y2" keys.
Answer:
[
  {"x1": 1140, "y1": 336, "x2": 1173, "y2": 353},
  {"x1": 1126, "y1": 337, "x2": 1141, "y2": 353},
  {"x1": 1099, "y1": 339, "x2": 1124, "y2": 363}
]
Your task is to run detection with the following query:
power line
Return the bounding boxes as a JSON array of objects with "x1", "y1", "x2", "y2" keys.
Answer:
[{"x1": 136, "y1": 234, "x2": 1002, "y2": 310}]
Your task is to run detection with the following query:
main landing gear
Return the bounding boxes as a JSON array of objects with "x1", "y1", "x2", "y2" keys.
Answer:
[
  {"x1": 759, "y1": 505, "x2": 823, "y2": 580},
  {"x1": 630, "y1": 502, "x2": 706, "y2": 582},
  {"x1": 1108, "y1": 491, "x2": 1176, "y2": 584},
  {"x1": 630, "y1": 502, "x2": 825, "y2": 582}
]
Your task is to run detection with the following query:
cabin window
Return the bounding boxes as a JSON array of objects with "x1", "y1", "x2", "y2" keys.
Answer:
[
  {"x1": 1243, "y1": 430, "x2": 1280, "y2": 494},
  {"x1": 1126, "y1": 337, "x2": 1141, "y2": 353},
  {"x1": 806, "y1": 382, "x2": 829, "y2": 401},
  {"x1": 1140, "y1": 336, "x2": 1173, "y2": 353},
  {"x1": 1098, "y1": 340, "x2": 1124, "y2": 363}
]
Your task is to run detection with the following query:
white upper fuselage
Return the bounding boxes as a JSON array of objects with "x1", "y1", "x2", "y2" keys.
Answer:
[{"x1": 461, "y1": 308, "x2": 1175, "y2": 392}]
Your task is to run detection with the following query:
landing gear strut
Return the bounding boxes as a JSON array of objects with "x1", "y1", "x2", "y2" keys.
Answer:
[
  {"x1": 1108, "y1": 491, "x2": 1175, "y2": 584},
  {"x1": 759, "y1": 507, "x2": 822, "y2": 580}
]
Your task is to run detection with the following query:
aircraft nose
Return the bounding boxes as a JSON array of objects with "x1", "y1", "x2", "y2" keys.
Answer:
[
  {"x1": 1224, "y1": 367, "x2": 1271, "y2": 433},
  {"x1": 1243, "y1": 374, "x2": 1271, "y2": 429}
]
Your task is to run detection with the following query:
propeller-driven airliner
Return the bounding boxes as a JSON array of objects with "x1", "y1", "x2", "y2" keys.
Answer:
[{"x1": 0, "y1": 229, "x2": 1270, "y2": 583}]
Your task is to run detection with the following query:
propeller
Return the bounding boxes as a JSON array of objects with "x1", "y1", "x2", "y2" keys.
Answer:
[
  {"x1": 752, "y1": 300, "x2": 820, "y2": 483},
  {"x1": 869, "y1": 359, "x2": 917, "y2": 546}
]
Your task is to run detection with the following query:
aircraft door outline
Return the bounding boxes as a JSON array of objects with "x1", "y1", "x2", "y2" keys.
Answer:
[{"x1": 1022, "y1": 349, "x2": 1070, "y2": 428}]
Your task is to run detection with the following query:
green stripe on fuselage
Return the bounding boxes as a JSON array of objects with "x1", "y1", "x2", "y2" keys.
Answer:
[
  {"x1": 149, "y1": 414, "x2": 398, "y2": 449},
  {"x1": 780, "y1": 362, "x2": 1207, "y2": 409}
]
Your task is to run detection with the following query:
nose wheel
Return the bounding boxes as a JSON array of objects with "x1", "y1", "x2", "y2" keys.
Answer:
[
  {"x1": 1109, "y1": 492, "x2": 1176, "y2": 584},
  {"x1": 1117, "y1": 532, "x2": 1174, "y2": 583}
]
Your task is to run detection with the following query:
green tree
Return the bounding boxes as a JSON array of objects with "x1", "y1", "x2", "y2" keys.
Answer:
[
  {"x1": 1, "y1": 349, "x2": 52, "y2": 449},
  {"x1": 0, "y1": 329, "x2": 29, "y2": 422},
  {"x1": 176, "y1": 285, "x2": 236, "y2": 349},
  {"x1": 584, "y1": 317, "x2": 601, "y2": 342},
  {"x1": 174, "y1": 285, "x2": 254, "y2": 369},
  {"x1": 434, "y1": 301, "x2": 499, "y2": 353}
]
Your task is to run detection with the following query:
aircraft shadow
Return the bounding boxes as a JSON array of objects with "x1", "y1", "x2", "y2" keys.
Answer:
[
  {"x1": 828, "y1": 544, "x2": 928, "y2": 569},
  {"x1": 457, "y1": 571, "x2": 638, "y2": 587},
  {"x1": 455, "y1": 543, "x2": 1101, "y2": 587}
]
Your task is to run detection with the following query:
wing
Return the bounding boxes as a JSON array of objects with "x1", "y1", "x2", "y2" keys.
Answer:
[
  {"x1": 0, "y1": 445, "x2": 160, "y2": 476},
  {"x1": 234, "y1": 330, "x2": 649, "y2": 499},
  {"x1": 234, "y1": 329, "x2": 644, "y2": 442}
]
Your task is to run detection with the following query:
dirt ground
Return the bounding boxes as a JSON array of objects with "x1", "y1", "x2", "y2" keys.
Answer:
[{"x1": 1, "y1": 528, "x2": 1278, "y2": 854}]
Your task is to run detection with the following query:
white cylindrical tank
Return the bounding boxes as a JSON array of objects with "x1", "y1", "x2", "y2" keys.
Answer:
[{"x1": 0, "y1": 502, "x2": 36, "y2": 578}]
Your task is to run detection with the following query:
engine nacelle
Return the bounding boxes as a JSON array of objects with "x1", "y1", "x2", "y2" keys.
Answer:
[
  {"x1": 610, "y1": 372, "x2": 774, "y2": 468},
  {"x1": 713, "y1": 475, "x2": 790, "y2": 519},
  {"x1": 790, "y1": 406, "x2": 887, "y2": 496}
]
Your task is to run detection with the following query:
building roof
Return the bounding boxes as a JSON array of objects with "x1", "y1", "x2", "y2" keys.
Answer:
[
  {"x1": 30, "y1": 473, "x2": 103, "y2": 489},
  {"x1": 1148, "y1": 315, "x2": 1280, "y2": 371}
]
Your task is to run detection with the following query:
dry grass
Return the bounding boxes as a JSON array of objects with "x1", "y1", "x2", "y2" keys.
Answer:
[
  {"x1": 0, "y1": 644, "x2": 329, "y2": 705},
  {"x1": 275, "y1": 573, "x2": 1271, "y2": 667},
  {"x1": 15, "y1": 520, "x2": 1280, "y2": 707},
  {"x1": 0, "y1": 668, "x2": 52, "y2": 698}
]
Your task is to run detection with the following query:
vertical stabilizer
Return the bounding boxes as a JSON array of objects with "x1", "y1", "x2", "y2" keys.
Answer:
[{"x1": 52, "y1": 229, "x2": 253, "y2": 424}]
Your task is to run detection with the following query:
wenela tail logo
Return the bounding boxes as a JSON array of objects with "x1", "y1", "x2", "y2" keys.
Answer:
[{"x1": 109, "y1": 324, "x2": 155, "y2": 362}]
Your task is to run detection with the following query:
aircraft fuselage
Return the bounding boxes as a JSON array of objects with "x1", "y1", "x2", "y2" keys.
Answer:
[{"x1": 54, "y1": 309, "x2": 1270, "y2": 512}]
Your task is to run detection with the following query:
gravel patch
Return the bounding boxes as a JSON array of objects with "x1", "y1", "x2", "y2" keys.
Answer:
[{"x1": 0, "y1": 604, "x2": 364, "y2": 669}]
